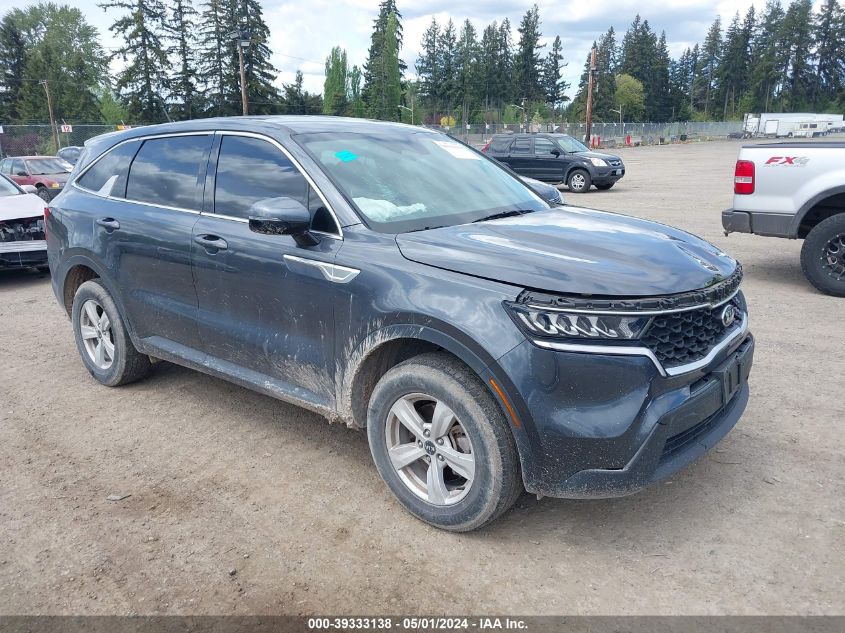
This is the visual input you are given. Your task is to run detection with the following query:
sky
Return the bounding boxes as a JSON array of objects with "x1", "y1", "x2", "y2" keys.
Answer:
[{"x1": 8, "y1": 0, "x2": 799, "y2": 100}]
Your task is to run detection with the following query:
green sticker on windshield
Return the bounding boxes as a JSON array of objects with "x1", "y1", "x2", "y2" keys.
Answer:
[{"x1": 335, "y1": 150, "x2": 357, "y2": 162}]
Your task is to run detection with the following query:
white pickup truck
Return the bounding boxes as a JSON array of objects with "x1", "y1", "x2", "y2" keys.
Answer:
[{"x1": 722, "y1": 141, "x2": 845, "y2": 296}]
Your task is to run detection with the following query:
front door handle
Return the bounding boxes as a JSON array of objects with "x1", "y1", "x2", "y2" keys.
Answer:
[
  {"x1": 193, "y1": 234, "x2": 228, "y2": 252},
  {"x1": 96, "y1": 217, "x2": 120, "y2": 231}
]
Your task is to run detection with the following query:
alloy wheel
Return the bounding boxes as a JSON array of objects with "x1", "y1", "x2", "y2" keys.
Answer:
[
  {"x1": 384, "y1": 394, "x2": 475, "y2": 506},
  {"x1": 79, "y1": 299, "x2": 115, "y2": 370},
  {"x1": 570, "y1": 173, "x2": 586, "y2": 190},
  {"x1": 822, "y1": 233, "x2": 845, "y2": 281}
]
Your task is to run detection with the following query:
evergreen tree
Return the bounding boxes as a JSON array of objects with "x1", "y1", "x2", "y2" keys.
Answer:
[
  {"x1": 348, "y1": 65, "x2": 365, "y2": 117},
  {"x1": 649, "y1": 32, "x2": 672, "y2": 121},
  {"x1": 99, "y1": 0, "x2": 170, "y2": 122},
  {"x1": 477, "y1": 22, "x2": 498, "y2": 113},
  {"x1": 323, "y1": 46, "x2": 348, "y2": 116},
  {"x1": 812, "y1": 0, "x2": 845, "y2": 107},
  {"x1": 542, "y1": 35, "x2": 569, "y2": 115},
  {"x1": 494, "y1": 19, "x2": 514, "y2": 110},
  {"x1": 571, "y1": 28, "x2": 616, "y2": 122},
  {"x1": 415, "y1": 18, "x2": 440, "y2": 119},
  {"x1": 366, "y1": 11, "x2": 402, "y2": 120},
  {"x1": 165, "y1": 0, "x2": 200, "y2": 119},
  {"x1": 436, "y1": 19, "x2": 458, "y2": 117},
  {"x1": 693, "y1": 17, "x2": 721, "y2": 116},
  {"x1": 749, "y1": 0, "x2": 786, "y2": 112},
  {"x1": 226, "y1": 0, "x2": 280, "y2": 115},
  {"x1": 197, "y1": 0, "x2": 229, "y2": 115},
  {"x1": 282, "y1": 69, "x2": 322, "y2": 114},
  {"x1": 716, "y1": 13, "x2": 748, "y2": 118},
  {"x1": 0, "y1": 14, "x2": 26, "y2": 121},
  {"x1": 514, "y1": 4, "x2": 544, "y2": 103},
  {"x1": 780, "y1": 0, "x2": 814, "y2": 110},
  {"x1": 455, "y1": 19, "x2": 479, "y2": 125},
  {"x1": 363, "y1": 0, "x2": 404, "y2": 114}
]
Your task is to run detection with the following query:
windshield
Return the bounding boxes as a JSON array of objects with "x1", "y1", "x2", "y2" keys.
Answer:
[
  {"x1": 25, "y1": 157, "x2": 71, "y2": 175},
  {"x1": 295, "y1": 131, "x2": 547, "y2": 233},
  {"x1": 0, "y1": 175, "x2": 22, "y2": 197},
  {"x1": 553, "y1": 135, "x2": 589, "y2": 153}
]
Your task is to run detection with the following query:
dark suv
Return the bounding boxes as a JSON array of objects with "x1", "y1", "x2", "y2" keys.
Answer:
[
  {"x1": 47, "y1": 117, "x2": 753, "y2": 531},
  {"x1": 483, "y1": 133, "x2": 625, "y2": 192}
]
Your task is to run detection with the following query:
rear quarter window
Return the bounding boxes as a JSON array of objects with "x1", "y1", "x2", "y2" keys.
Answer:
[
  {"x1": 76, "y1": 140, "x2": 141, "y2": 197},
  {"x1": 510, "y1": 138, "x2": 531, "y2": 155},
  {"x1": 489, "y1": 137, "x2": 513, "y2": 154}
]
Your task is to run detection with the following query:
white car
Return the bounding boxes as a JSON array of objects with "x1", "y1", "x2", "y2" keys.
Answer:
[{"x1": 0, "y1": 174, "x2": 49, "y2": 271}]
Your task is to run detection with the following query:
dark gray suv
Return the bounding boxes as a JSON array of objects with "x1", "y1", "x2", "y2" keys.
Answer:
[{"x1": 46, "y1": 117, "x2": 753, "y2": 531}]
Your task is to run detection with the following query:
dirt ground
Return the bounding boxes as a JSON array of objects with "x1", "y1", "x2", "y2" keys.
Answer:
[{"x1": 1, "y1": 139, "x2": 842, "y2": 616}]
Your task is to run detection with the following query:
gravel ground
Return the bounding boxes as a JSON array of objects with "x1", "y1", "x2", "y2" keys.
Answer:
[{"x1": 0, "y1": 139, "x2": 842, "y2": 616}]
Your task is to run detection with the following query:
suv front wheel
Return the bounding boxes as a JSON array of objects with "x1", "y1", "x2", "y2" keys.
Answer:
[
  {"x1": 71, "y1": 279, "x2": 151, "y2": 386},
  {"x1": 567, "y1": 169, "x2": 591, "y2": 193},
  {"x1": 367, "y1": 353, "x2": 523, "y2": 531}
]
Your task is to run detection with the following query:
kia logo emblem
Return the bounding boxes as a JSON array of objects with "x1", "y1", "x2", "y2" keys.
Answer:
[{"x1": 721, "y1": 305, "x2": 737, "y2": 328}]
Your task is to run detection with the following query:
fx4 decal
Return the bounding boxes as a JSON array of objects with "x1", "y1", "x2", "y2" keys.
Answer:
[{"x1": 765, "y1": 156, "x2": 810, "y2": 167}]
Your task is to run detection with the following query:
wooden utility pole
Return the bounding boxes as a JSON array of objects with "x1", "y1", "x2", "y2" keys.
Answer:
[
  {"x1": 40, "y1": 80, "x2": 59, "y2": 152},
  {"x1": 584, "y1": 46, "x2": 597, "y2": 144},
  {"x1": 238, "y1": 43, "x2": 249, "y2": 116}
]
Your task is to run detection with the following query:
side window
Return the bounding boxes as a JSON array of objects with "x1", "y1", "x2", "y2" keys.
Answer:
[
  {"x1": 489, "y1": 137, "x2": 513, "y2": 154},
  {"x1": 511, "y1": 138, "x2": 531, "y2": 155},
  {"x1": 214, "y1": 135, "x2": 308, "y2": 219},
  {"x1": 126, "y1": 135, "x2": 210, "y2": 210},
  {"x1": 76, "y1": 140, "x2": 141, "y2": 197},
  {"x1": 534, "y1": 138, "x2": 555, "y2": 156},
  {"x1": 12, "y1": 158, "x2": 25, "y2": 175},
  {"x1": 0, "y1": 159, "x2": 9, "y2": 174}
]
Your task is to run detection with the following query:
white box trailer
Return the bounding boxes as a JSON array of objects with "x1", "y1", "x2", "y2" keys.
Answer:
[{"x1": 743, "y1": 112, "x2": 844, "y2": 138}]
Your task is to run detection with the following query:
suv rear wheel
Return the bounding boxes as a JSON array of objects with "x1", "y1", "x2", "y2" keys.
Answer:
[
  {"x1": 800, "y1": 214, "x2": 845, "y2": 297},
  {"x1": 71, "y1": 279, "x2": 151, "y2": 386},
  {"x1": 366, "y1": 353, "x2": 522, "y2": 531},
  {"x1": 567, "y1": 169, "x2": 591, "y2": 193}
]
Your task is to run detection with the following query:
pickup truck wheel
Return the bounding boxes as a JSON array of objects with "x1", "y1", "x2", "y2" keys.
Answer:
[
  {"x1": 800, "y1": 214, "x2": 845, "y2": 297},
  {"x1": 36, "y1": 186, "x2": 51, "y2": 203},
  {"x1": 366, "y1": 352, "x2": 523, "y2": 531},
  {"x1": 72, "y1": 279, "x2": 151, "y2": 386},
  {"x1": 567, "y1": 169, "x2": 591, "y2": 193}
]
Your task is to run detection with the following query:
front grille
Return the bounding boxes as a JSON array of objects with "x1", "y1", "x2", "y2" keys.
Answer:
[
  {"x1": 642, "y1": 301, "x2": 741, "y2": 368},
  {"x1": 608, "y1": 159, "x2": 622, "y2": 167}
]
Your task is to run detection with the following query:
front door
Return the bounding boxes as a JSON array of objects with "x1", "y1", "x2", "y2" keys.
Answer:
[
  {"x1": 532, "y1": 136, "x2": 564, "y2": 182},
  {"x1": 191, "y1": 132, "x2": 344, "y2": 406}
]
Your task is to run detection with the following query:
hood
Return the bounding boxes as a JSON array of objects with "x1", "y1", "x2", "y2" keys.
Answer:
[
  {"x1": 40, "y1": 172, "x2": 70, "y2": 184},
  {"x1": 396, "y1": 207, "x2": 737, "y2": 297},
  {"x1": 0, "y1": 193, "x2": 46, "y2": 222},
  {"x1": 576, "y1": 150, "x2": 622, "y2": 163}
]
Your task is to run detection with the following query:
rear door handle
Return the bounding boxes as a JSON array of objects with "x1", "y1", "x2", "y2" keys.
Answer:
[
  {"x1": 193, "y1": 234, "x2": 228, "y2": 252},
  {"x1": 96, "y1": 217, "x2": 120, "y2": 231}
]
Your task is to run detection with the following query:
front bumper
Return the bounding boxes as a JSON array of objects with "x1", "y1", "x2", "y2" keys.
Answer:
[
  {"x1": 493, "y1": 329, "x2": 754, "y2": 498},
  {"x1": 0, "y1": 241, "x2": 48, "y2": 269},
  {"x1": 592, "y1": 165, "x2": 625, "y2": 185}
]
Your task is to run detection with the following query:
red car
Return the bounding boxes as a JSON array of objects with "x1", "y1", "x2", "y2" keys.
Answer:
[{"x1": 0, "y1": 155, "x2": 72, "y2": 202}]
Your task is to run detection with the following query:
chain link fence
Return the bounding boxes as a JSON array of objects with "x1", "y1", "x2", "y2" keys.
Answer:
[
  {"x1": 0, "y1": 120, "x2": 747, "y2": 158},
  {"x1": 0, "y1": 124, "x2": 137, "y2": 158},
  {"x1": 423, "y1": 120, "x2": 745, "y2": 148}
]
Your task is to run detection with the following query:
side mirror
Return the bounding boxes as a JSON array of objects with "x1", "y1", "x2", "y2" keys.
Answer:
[
  {"x1": 551, "y1": 148, "x2": 561, "y2": 157},
  {"x1": 16, "y1": 171, "x2": 27, "y2": 177},
  {"x1": 248, "y1": 197, "x2": 319, "y2": 247},
  {"x1": 21, "y1": 184, "x2": 38, "y2": 194}
]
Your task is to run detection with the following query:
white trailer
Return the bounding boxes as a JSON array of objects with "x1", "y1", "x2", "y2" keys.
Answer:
[{"x1": 743, "y1": 112, "x2": 844, "y2": 138}]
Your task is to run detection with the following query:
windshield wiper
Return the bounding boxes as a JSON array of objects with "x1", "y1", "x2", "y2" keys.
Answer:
[{"x1": 472, "y1": 209, "x2": 532, "y2": 223}]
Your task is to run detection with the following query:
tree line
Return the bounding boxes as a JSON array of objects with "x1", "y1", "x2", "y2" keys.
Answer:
[{"x1": 0, "y1": 0, "x2": 843, "y2": 127}]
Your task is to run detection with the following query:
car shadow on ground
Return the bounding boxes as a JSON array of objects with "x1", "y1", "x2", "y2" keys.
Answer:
[
  {"x1": 137, "y1": 358, "x2": 750, "y2": 545},
  {"x1": 743, "y1": 258, "x2": 821, "y2": 296},
  {"x1": 0, "y1": 267, "x2": 51, "y2": 289}
]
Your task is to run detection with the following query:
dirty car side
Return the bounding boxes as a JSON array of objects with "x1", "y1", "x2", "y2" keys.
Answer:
[{"x1": 46, "y1": 117, "x2": 753, "y2": 512}]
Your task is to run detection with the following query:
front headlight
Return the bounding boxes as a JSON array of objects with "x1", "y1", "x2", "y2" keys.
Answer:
[
  {"x1": 505, "y1": 303, "x2": 651, "y2": 340},
  {"x1": 589, "y1": 157, "x2": 607, "y2": 167}
]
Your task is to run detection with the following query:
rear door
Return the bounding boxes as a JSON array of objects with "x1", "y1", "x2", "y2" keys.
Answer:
[
  {"x1": 101, "y1": 133, "x2": 211, "y2": 347},
  {"x1": 506, "y1": 137, "x2": 535, "y2": 177},
  {"x1": 190, "y1": 132, "x2": 343, "y2": 406}
]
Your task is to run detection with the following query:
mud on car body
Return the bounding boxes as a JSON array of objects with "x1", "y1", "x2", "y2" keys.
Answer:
[{"x1": 46, "y1": 117, "x2": 753, "y2": 531}]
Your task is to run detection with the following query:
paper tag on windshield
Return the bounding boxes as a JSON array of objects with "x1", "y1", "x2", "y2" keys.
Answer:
[{"x1": 432, "y1": 140, "x2": 480, "y2": 160}]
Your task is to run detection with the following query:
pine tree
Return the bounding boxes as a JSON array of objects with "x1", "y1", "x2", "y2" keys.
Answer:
[
  {"x1": 0, "y1": 14, "x2": 26, "y2": 121},
  {"x1": 649, "y1": 32, "x2": 672, "y2": 121},
  {"x1": 477, "y1": 22, "x2": 498, "y2": 114},
  {"x1": 363, "y1": 0, "x2": 404, "y2": 115},
  {"x1": 749, "y1": 0, "x2": 786, "y2": 112},
  {"x1": 780, "y1": 0, "x2": 814, "y2": 110},
  {"x1": 197, "y1": 0, "x2": 229, "y2": 115},
  {"x1": 455, "y1": 19, "x2": 479, "y2": 125},
  {"x1": 366, "y1": 10, "x2": 402, "y2": 120},
  {"x1": 812, "y1": 0, "x2": 845, "y2": 107},
  {"x1": 226, "y1": 0, "x2": 280, "y2": 115},
  {"x1": 323, "y1": 46, "x2": 348, "y2": 116},
  {"x1": 514, "y1": 4, "x2": 544, "y2": 104},
  {"x1": 693, "y1": 17, "x2": 721, "y2": 116},
  {"x1": 99, "y1": 0, "x2": 171, "y2": 122},
  {"x1": 348, "y1": 65, "x2": 365, "y2": 117},
  {"x1": 716, "y1": 13, "x2": 748, "y2": 119},
  {"x1": 415, "y1": 17, "x2": 440, "y2": 119},
  {"x1": 542, "y1": 35, "x2": 568, "y2": 115},
  {"x1": 495, "y1": 19, "x2": 514, "y2": 111},
  {"x1": 165, "y1": 0, "x2": 199, "y2": 119},
  {"x1": 436, "y1": 19, "x2": 457, "y2": 117}
]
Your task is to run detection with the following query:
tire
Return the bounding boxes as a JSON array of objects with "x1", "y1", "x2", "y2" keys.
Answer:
[
  {"x1": 595, "y1": 183, "x2": 614, "y2": 190},
  {"x1": 366, "y1": 352, "x2": 523, "y2": 532},
  {"x1": 567, "y1": 169, "x2": 591, "y2": 193},
  {"x1": 36, "y1": 187, "x2": 51, "y2": 203},
  {"x1": 71, "y1": 279, "x2": 151, "y2": 386},
  {"x1": 800, "y1": 214, "x2": 845, "y2": 297}
]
